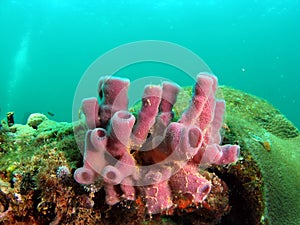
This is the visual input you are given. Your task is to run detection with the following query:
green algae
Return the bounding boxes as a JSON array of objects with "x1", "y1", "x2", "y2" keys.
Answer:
[{"x1": 0, "y1": 114, "x2": 79, "y2": 176}]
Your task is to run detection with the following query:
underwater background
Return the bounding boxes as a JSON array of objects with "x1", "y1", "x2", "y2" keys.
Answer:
[{"x1": 0, "y1": 0, "x2": 299, "y2": 128}]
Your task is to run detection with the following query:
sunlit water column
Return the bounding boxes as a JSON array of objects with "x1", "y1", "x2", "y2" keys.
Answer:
[{"x1": 6, "y1": 31, "x2": 31, "y2": 118}]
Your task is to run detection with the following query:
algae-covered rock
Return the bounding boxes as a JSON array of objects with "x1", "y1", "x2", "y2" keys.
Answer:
[
  {"x1": 26, "y1": 113, "x2": 49, "y2": 128},
  {"x1": 0, "y1": 86, "x2": 299, "y2": 225},
  {"x1": 220, "y1": 86, "x2": 300, "y2": 225}
]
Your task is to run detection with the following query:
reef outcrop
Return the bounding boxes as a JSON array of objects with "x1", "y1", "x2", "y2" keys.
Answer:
[{"x1": 0, "y1": 77, "x2": 299, "y2": 225}]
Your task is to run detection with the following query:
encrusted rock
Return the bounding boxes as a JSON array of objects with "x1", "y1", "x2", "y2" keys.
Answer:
[{"x1": 27, "y1": 113, "x2": 49, "y2": 128}]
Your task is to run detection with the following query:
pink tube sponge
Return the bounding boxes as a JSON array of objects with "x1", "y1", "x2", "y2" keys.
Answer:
[
  {"x1": 98, "y1": 76, "x2": 130, "y2": 127},
  {"x1": 169, "y1": 164, "x2": 211, "y2": 203},
  {"x1": 179, "y1": 74, "x2": 216, "y2": 126},
  {"x1": 163, "y1": 122, "x2": 203, "y2": 161},
  {"x1": 132, "y1": 85, "x2": 162, "y2": 146},
  {"x1": 74, "y1": 73, "x2": 240, "y2": 214},
  {"x1": 107, "y1": 110, "x2": 135, "y2": 157},
  {"x1": 74, "y1": 128, "x2": 107, "y2": 184},
  {"x1": 215, "y1": 144, "x2": 240, "y2": 165},
  {"x1": 102, "y1": 111, "x2": 136, "y2": 185},
  {"x1": 81, "y1": 97, "x2": 99, "y2": 129},
  {"x1": 140, "y1": 181, "x2": 173, "y2": 215}
]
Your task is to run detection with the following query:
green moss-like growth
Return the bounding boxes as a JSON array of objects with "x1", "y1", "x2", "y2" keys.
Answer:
[{"x1": 0, "y1": 115, "x2": 81, "y2": 224}]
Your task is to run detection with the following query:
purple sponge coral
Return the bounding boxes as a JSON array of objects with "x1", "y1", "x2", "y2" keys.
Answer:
[{"x1": 74, "y1": 74, "x2": 240, "y2": 215}]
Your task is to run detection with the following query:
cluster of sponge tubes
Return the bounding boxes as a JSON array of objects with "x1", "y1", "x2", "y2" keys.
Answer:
[{"x1": 74, "y1": 73, "x2": 240, "y2": 215}]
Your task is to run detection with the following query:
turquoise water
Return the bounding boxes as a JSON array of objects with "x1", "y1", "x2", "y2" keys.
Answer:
[{"x1": 0, "y1": 0, "x2": 299, "y2": 128}]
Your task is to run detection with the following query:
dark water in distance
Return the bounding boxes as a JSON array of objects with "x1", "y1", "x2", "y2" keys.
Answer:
[{"x1": 0, "y1": 0, "x2": 299, "y2": 128}]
